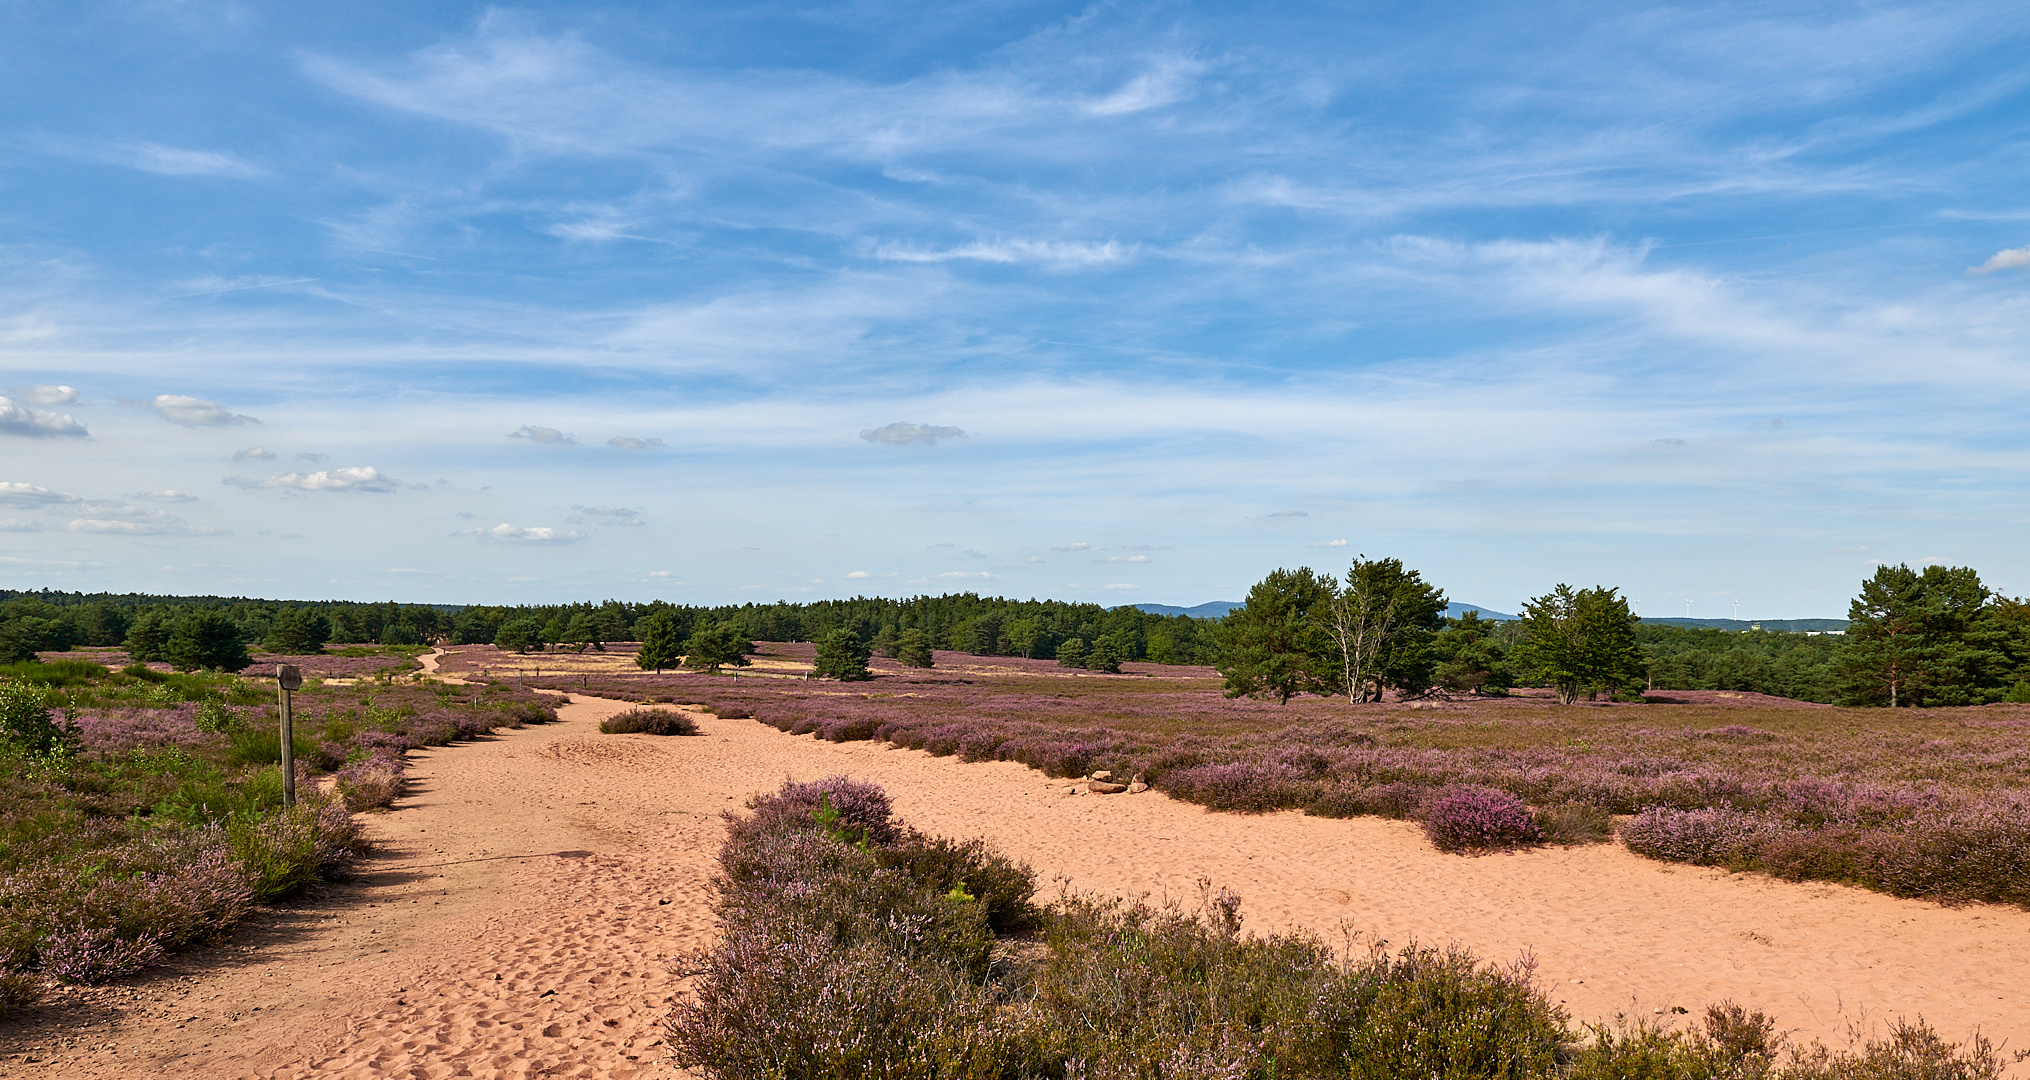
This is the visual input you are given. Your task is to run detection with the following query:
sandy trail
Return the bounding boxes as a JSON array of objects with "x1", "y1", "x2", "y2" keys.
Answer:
[{"x1": 5, "y1": 684, "x2": 2027, "y2": 1077}]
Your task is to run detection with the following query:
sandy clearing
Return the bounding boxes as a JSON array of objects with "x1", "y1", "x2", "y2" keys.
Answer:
[{"x1": 4, "y1": 687, "x2": 2026, "y2": 1077}]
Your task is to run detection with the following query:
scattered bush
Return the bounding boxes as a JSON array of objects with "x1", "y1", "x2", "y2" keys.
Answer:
[
  {"x1": 334, "y1": 757, "x2": 406, "y2": 810},
  {"x1": 1534, "y1": 802, "x2": 1616, "y2": 845},
  {"x1": 0, "y1": 968, "x2": 38, "y2": 1018},
  {"x1": 599, "y1": 708, "x2": 700, "y2": 736},
  {"x1": 228, "y1": 794, "x2": 371, "y2": 902},
  {"x1": 1423, "y1": 786, "x2": 1544, "y2": 851}
]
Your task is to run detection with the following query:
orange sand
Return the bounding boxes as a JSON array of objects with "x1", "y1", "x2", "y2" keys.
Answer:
[{"x1": 3, "y1": 682, "x2": 2026, "y2": 1078}]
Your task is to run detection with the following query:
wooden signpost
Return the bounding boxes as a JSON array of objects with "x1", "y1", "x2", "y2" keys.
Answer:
[{"x1": 276, "y1": 663, "x2": 302, "y2": 808}]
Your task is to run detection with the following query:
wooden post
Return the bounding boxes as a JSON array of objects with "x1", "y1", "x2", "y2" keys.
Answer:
[{"x1": 277, "y1": 664, "x2": 303, "y2": 808}]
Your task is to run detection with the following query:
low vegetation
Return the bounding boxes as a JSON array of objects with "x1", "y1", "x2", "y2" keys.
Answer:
[
  {"x1": 0, "y1": 657, "x2": 556, "y2": 1009},
  {"x1": 599, "y1": 708, "x2": 700, "y2": 736},
  {"x1": 671, "y1": 776, "x2": 2020, "y2": 1080},
  {"x1": 529, "y1": 643, "x2": 2030, "y2": 906}
]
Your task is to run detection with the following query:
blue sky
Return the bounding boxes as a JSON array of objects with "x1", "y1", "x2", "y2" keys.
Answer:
[{"x1": 2, "y1": 1, "x2": 2027, "y2": 616}]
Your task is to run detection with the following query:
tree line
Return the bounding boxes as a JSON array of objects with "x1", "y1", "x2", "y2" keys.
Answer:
[
  {"x1": 7, "y1": 560, "x2": 2026, "y2": 706},
  {"x1": 0, "y1": 590, "x2": 1221, "y2": 669},
  {"x1": 1211, "y1": 559, "x2": 2030, "y2": 707}
]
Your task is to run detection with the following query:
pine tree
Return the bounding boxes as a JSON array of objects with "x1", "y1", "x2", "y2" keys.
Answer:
[
  {"x1": 1212, "y1": 568, "x2": 1336, "y2": 704},
  {"x1": 635, "y1": 613, "x2": 681, "y2": 673},
  {"x1": 683, "y1": 623, "x2": 754, "y2": 672},
  {"x1": 896, "y1": 628, "x2": 935, "y2": 668},
  {"x1": 164, "y1": 609, "x2": 251, "y2": 673},
  {"x1": 812, "y1": 628, "x2": 873, "y2": 681}
]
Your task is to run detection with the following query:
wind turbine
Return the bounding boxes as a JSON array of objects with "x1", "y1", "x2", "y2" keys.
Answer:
[
  {"x1": 1733, "y1": 599, "x2": 1741, "y2": 622},
  {"x1": 1633, "y1": 598, "x2": 1641, "y2": 616},
  {"x1": 1685, "y1": 598, "x2": 1693, "y2": 618}
]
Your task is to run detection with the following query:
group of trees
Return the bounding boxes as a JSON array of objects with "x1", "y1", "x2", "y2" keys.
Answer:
[
  {"x1": 1213, "y1": 561, "x2": 1448, "y2": 704},
  {"x1": 1211, "y1": 559, "x2": 1645, "y2": 705},
  {"x1": 1211, "y1": 560, "x2": 2030, "y2": 708},
  {"x1": 1838, "y1": 563, "x2": 2030, "y2": 706}
]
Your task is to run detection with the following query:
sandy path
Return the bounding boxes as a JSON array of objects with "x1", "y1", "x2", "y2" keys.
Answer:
[{"x1": 5, "y1": 688, "x2": 2027, "y2": 1077}]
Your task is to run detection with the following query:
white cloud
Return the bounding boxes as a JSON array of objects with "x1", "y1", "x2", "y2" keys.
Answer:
[
  {"x1": 860, "y1": 422, "x2": 966, "y2": 445},
  {"x1": 938, "y1": 571, "x2": 999, "y2": 580},
  {"x1": 0, "y1": 397, "x2": 89, "y2": 438},
  {"x1": 459, "y1": 523, "x2": 587, "y2": 543},
  {"x1": 573, "y1": 504, "x2": 645, "y2": 526},
  {"x1": 1103, "y1": 582, "x2": 1137, "y2": 590},
  {"x1": 8, "y1": 385, "x2": 78, "y2": 405},
  {"x1": 1051, "y1": 542, "x2": 1090, "y2": 552},
  {"x1": 223, "y1": 466, "x2": 402, "y2": 493},
  {"x1": 846, "y1": 570, "x2": 871, "y2": 578},
  {"x1": 876, "y1": 239, "x2": 1129, "y2": 267},
  {"x1": 1084, "y1": 58, "x2": 1203, "y2": 116},
  {"x1": 103, "y1": 141, "x2": 269, "y2": 179},
  {"x1": 66, "y1": 511, "x2": 221, "y2": 536},
  {"x1": 153, "y1": 394, "x2": 258, "y2": 427},
  {"x1": 1306, "y1": 538, "x2": 1351, "y2": 548},
  {"x1": 1266, "y1": 510, "x2": 1309, "y2": 518},
  {"x1": 296, "y1": 452, "x2": 329, "y2": 463},
  {"x1": 232, "y1": 446, "x2": 278, "y2": 460},
  {"x1": 607, "y1": 435, "x2": 666, "y2": 450},
  {"x1": 1094, "y1": 555, "x2": 1153, "y2": 563},
  {"x1": 1968, "y1": 246, "x2": 2030, "y2": 275},
  {"x1": 509, "y1": 425, "x2": 576, "y2": 444},
  {"x1": 0, "y1": 482, "x2": 81, "y2": 507},
  {"x1": 0, "y1": 520, "x2": 46, "y2": 533},
  {"x1": 130, "y1": 490, "x2": 199, "y2": 503}
]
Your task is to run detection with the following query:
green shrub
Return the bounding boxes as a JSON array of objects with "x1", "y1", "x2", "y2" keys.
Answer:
[
  {"x1": 0, "y1": 679, "x2": 75, "y2": 758},
  {"x1": 1534, "y1": 802, "x2": 1616, "y2": 845},
  {"x1": 227, "y1": 796, "x2": 369, "y2": 902}
]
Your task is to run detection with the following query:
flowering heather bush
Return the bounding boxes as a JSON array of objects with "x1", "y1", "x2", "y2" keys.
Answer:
[
  {"x1": 335, "y1": 757, "x2": 406, "y2": 811},
  {"x1": 599, "y1": 708, "x2": 699, "y2": 736},
  {"x1": 1423, "y1": 786, "x2": 1545, "y2": 851},
  {"x1": 728, "y1": 773, "x2": 899, "y2": 849},
  {"x1": 1620, "y1": 807, "x2": 1792, "y2": 866},
  {"x1": 678, "y1": 777, "x2": 2006, "y2": 1080},
  {"x1": 0, "y1": 824, "x2": 254, "y2": 983},
  {"x1": 0, "y1": 668, "x2": 544, "y2": 985}
]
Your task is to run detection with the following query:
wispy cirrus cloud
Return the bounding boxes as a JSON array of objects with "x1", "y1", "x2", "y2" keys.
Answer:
[
  {"x1": 114, "y1": 142, "x2": 266, "y2": 178},
  {"x1": 876, "y1": 239, "x2": 1129, "y2": 266},
  {"x1": 66, "y1": 506, "x2": 222, "y2": 536}
]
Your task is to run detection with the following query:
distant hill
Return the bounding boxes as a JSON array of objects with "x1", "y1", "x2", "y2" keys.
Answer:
[
  {"x1": 1131, "y1": 600, "x2": 1513, "y2": 620},
  {"x1": 1131, "y1": 601, "x2": 1242, "y2": 619},
  {"x1": 1639, "y1": 617, "x2": 1849, "y2": 633}
]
